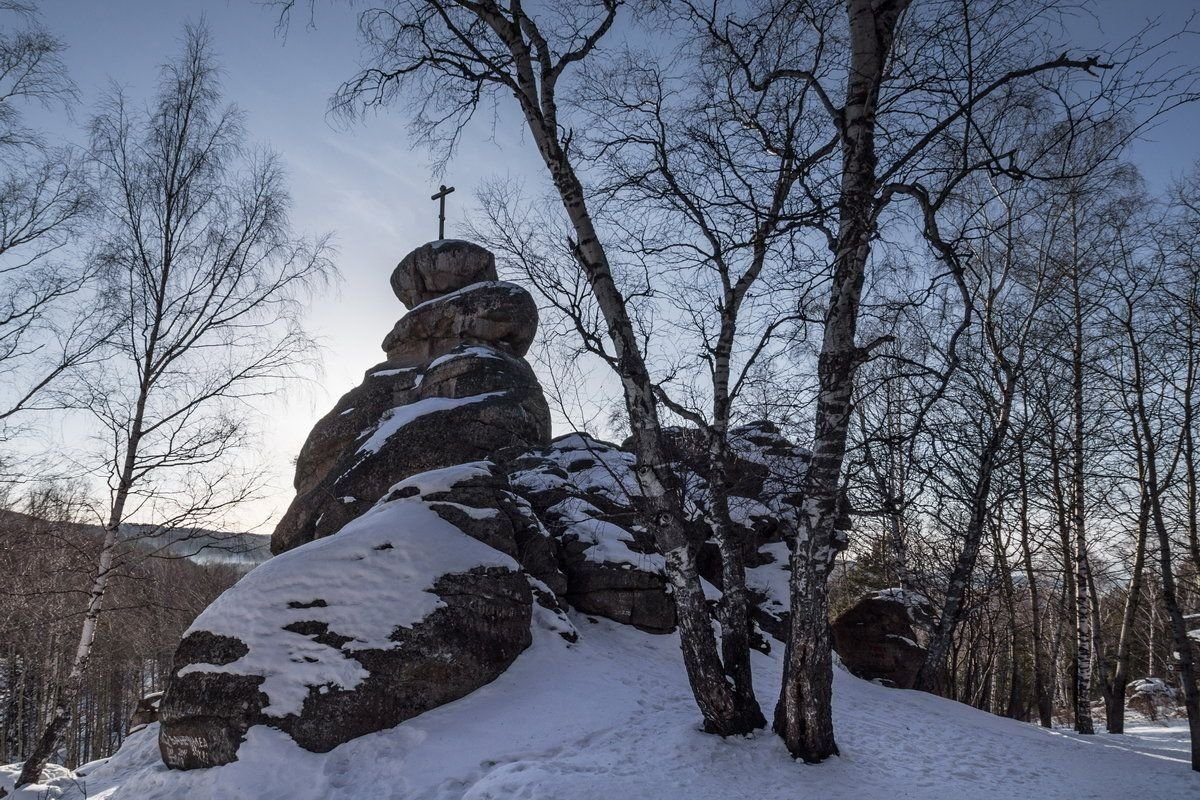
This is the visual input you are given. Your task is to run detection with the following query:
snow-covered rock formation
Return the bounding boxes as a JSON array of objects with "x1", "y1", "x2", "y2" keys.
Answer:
[
  {"x1": 11, "y1": 240, "x2": 1193, "y2": 799},
  {"x1": 159, "y1": 241, "x2": 558, "y2": 768},
  {"x1": 155, "y1": 239, "x2": 820, "y2": 770},
  {"x1": 509, "y1": 434, "x2": 676, "y2": 632},
  {"x1": 505, "y1": 422, "x2": 813, "y2": 637},
  {"x1": 270, "y1": 239, "x2": 550, "y2": 555}
]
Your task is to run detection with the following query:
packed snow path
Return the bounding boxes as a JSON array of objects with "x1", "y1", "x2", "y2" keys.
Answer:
[{"x1": 5, "y1": 616, "x2": 1196, "y2": 799}]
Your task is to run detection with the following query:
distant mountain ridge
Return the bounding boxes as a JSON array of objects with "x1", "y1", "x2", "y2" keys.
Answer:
[{"x1": 0, "y1": 508, "x2": 270, "y2": 567}]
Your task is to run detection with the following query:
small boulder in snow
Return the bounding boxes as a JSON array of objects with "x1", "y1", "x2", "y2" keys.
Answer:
[
  {"x1": 1126, "y1": 677, "x2": 1183, "y2": 721},
  {"x1": 129, "y1": 691, "x2": 163, "y2": 730},
  {"x1": 831, "y1": 589, "x2": 936, "y2": 689}
]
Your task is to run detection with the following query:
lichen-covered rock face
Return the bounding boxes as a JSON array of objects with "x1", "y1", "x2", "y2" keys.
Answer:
[
  {"x1": 507, "y1": 426, "x2": 814, "y2": 637},
  {"x1": 390, "y1": 239, "x2": 497, "y2": 308},
  {"x1": 159, "y1": 466, "x2": 536, "y2": 769},
  {"x1": 831, "y1": 589, "x2": 937, "y2": 689}
]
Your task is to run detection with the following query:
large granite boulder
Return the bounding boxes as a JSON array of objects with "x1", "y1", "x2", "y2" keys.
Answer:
[
  {"x1": 506, "y1": 425, "x2": 815, "y2": 637},
  {"x1": 660, "y1": 421, "x2": 808, "y2": 510},
  {"x1": 159, "y1": 465, "x2": 534, "y2": 768},
  {"x1": 383, "y1": 281, "x2": 538, "y2": 364},
  {"x1": 390, "y1": 239, "x2": 497, "y2": 308},
  {"x1": 656, "y1": 422, "x2": 811, "y2": 643},
  {"x1": 831, "y1": 589, "x2": 936, "y2": 689},
  {"x1": 394, "y1": 461, "x2": 567, "y2": 597}
]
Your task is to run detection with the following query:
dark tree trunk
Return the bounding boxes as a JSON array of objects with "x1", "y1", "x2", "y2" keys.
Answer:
[
  {"x1": 774, "y1": 0, "x2": 911, "y2": 763},
  {"x1": 1147, "y1": 464, "x2": 1200, "y2": 770},
  {"x1": 493, "y1": 28, "x2": 759, "y2": 734},
  {"x1": 1017, "y1": 438, "x2": 1055, "y2": 727},
  {"x1": 1104, "y1": 485, "x2": 1148, "y2": 734},
  {"x1": 1127, "y1": 312, "x2": 1200, "y2": 769},
  {"x1": 916, "y1": 372, "x2": 1019, "y2": 693}
]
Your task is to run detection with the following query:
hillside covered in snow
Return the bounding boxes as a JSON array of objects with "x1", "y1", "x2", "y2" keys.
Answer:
[{"x1": 3, "y1": 616, "x2": 1195, "y2": 800}]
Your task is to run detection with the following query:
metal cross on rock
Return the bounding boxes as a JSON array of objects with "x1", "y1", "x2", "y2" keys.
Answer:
[{"x1": 431, "y1": 184, "x2": 456, "y2": 239}]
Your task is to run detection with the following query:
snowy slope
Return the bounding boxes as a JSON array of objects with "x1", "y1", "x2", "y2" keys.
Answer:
[{"x1": 4, "y1": 615, "x2": 1195, "y2": 800}]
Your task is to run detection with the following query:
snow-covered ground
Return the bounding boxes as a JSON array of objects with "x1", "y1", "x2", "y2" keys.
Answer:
[{"x1": 4, "y1": 616, "x2": 1196, "y2": 799}]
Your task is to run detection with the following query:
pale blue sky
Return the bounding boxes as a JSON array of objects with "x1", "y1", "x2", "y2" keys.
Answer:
[
  {"x1": 24, "y1": 0, "x2": 1200, "y2": 531},
  {"x1": 28, "y1": 0, "x2": 552, "y2": 530}
]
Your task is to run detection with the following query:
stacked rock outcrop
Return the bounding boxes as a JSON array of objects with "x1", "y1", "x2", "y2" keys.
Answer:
[
  {"x1": 158, "y1": 241, "x2": 559, "y2": 769},
  {"x1": 271, "y1": 239, "x2": 551, "y2": 555},
  {"x1": 156, "y1": 237, "x2": 839, "y2": 771}
]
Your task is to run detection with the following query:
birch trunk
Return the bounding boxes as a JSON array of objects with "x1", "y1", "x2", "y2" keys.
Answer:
[
  {"x1": 550, "y1": 148, "x2": 753, "y2": 734},
  {"x1": 708, "y1": 446, "x2": 765, "y2": 728},
  {"x1": 1017, "y1": 438, "x2": 1054, "y2": 727},
  {"x1": 15, "y1": 527, "x2": 117, "y2": 785},
  {"x1": 1069, "y1": 236, "x2": 1095, "y2": 735},
  {"x1": 17, "y1": 431, "x2": 143, "y2": 785},
  {"x1": 492, "y1": 22, "x2": 760, "y2": 733},
  {"x1": 16, "y1": 270, "x2": 159, "y2": 787},
  {"x1": 774, "y1": 0, "x2": 910, "y2": 762}
]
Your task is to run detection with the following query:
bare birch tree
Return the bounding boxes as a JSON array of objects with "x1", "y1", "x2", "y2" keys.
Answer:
[
  {"x1": 695, "y1": 0, "x2": 1173, "y2": 759},
  {"x1": 0, "y1": 3, "x2": 99, "y2": 444},
  {"x1": 1101, "y1": 174, "x2": 1200, "y2": 769},
  {"x1": 16, "y1": 23, "x2": 333, "y2": 786},
  {"x1": 913, "y1": 174, "x2": 1056, "y2": 693}
]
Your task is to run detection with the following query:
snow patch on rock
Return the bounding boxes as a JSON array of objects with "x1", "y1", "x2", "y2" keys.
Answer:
[
  {"x1": 356, "y1": 392, "x2": 507, "y2": 456},
  {"x1": 177, "y1": 497, "x2": 518, "y2": 717}
]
